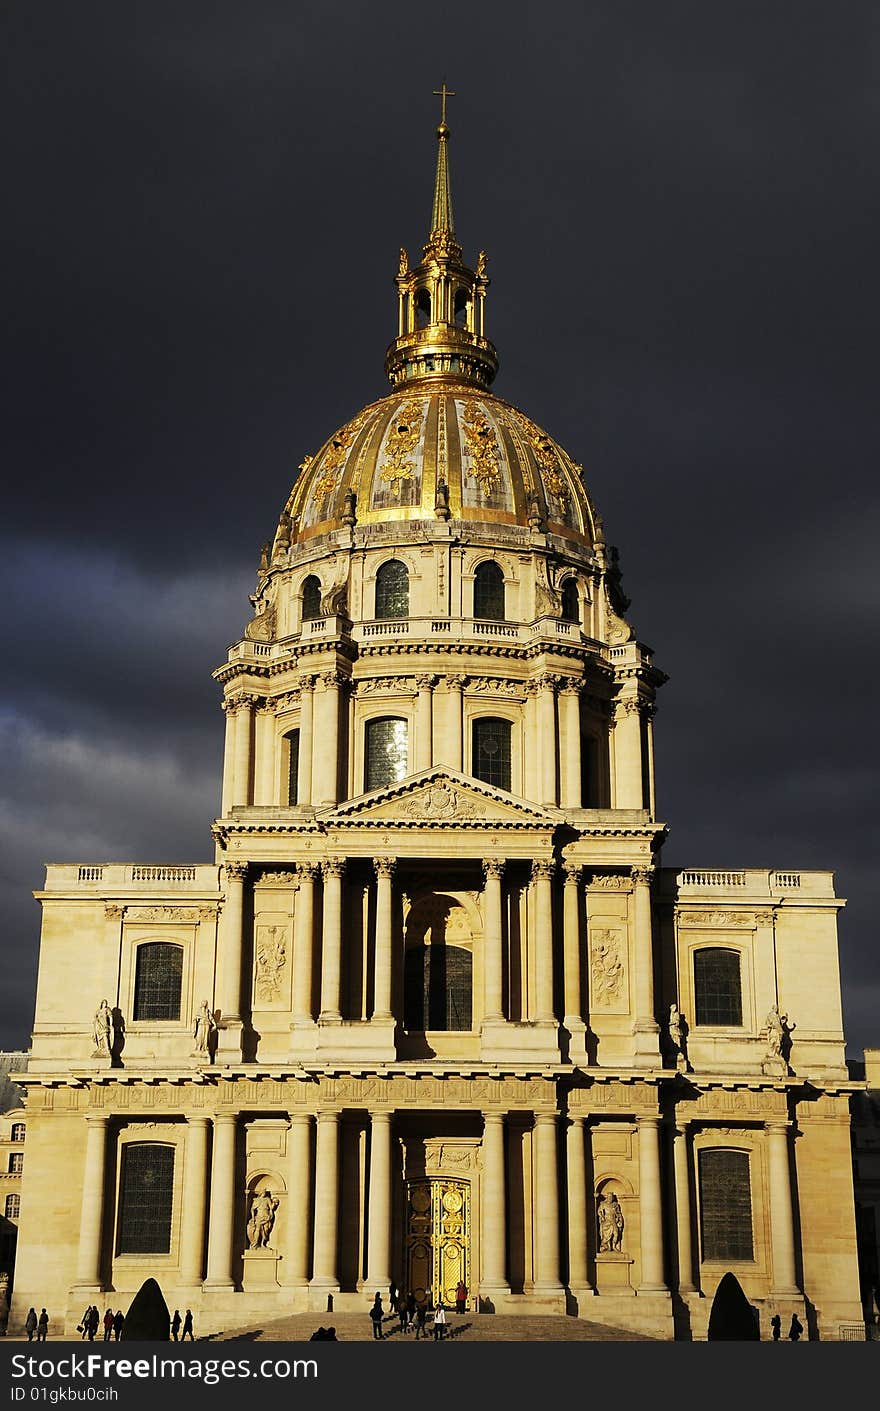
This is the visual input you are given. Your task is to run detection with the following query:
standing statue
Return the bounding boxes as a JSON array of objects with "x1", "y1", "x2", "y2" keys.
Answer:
[
  {"x1": 192, "y1": 1001, "x2": 216, "y2": 1058},
  {"x1": 434, "y1": 477, "x2": 450, "y2": 520},
  {"x1": 763, "y1": 1004, "x2": 795, "y2": 1075},
  {"x1": 667, "y1": 1002, "x2": 689, "y2": 1070},
  {"x1": 92, "y1": 1000, "x2": 113, "y2": 1058},
  {"x1": 611, "y1": 1193, "x2": 625, "y2": 1251},
  {"x1": 597, "y1": 1191, "x2": 624, "y2": 1252},
  {"x1": 246, "y1": 1190, "x2": 279, "y2": 1249}
]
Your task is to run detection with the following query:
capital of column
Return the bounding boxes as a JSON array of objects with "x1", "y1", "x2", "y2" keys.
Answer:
[
  {"x1": 224, "y1": 861, "x2": 248, "y2": 884},
  {"x1": 373, "y1": 857, "x2": 397, "y2": 880},
  {"x1": 322, "y1": 857, "x2": 346, "y2": 881},
  {"x1": 212, "y1": 1112, "x2": 238, "y2": 1128},
  {"x1": 765, "y1": 1120, "x2": 792, "y2": 1136},
  {"x1": 533, "y1": 1111, "x2": 558, "y2": 1128},
  {"x1": 104, "y1": 904, "x2": 125, "y2": 921},
  {"x1": 560, "y1": 678, "x2": 584, "y2": 697},
  {"x1": 415, "y1": 674, "x2": 437, "y2": 691},
  {"x1": 482, "y1": 1110, "x2": 505, "y2": 1127},
  {"x1": 370, "y1": 1110, "x2": 393, "y2": 1124},
  {"x1": 630, "y1": 865, "x2": 655, "y2": 887},
  {"x1": 563, "y1": 863, "x2": 582, "y2": 885},
  {"x1": 85, "y1": 1114, "x2": 110, "y2": 1129},
  {"x1": 298, "y1": 673, "x2": 316, "y2": 692},
  {"x1": 523, "y1": 679, "x2": 541, "y2": 698},
  {"x1": 186, "y1": 1115, "x2": 211, "y2": 1128},
  {"x1": 296, "y1": 861, "x2": 319, "y2": 882},
  {"x1": 444, "y1": 673, "x2": 467, "y2": 692},
  {"x1": 483, "y1": 859, "x2": 505, "y2": 881},
  {"x1": 537, "y1": 673, "x2": 562, "y2": 693},
  {"x1": 637, "y1": 1115, "x2": 661, "y2": 1131},
  {"x1": 316, "y1": 1109, "x2": 340, "y2": 1126},
  {"x1": 320, "y1": 670, "x2": 346, "y2": 690},
  {"x1": 531, "y1": 860, "x2": 556, "y2": 882}
]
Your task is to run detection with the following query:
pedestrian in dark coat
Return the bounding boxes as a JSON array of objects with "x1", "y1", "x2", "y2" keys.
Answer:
[
  {"x1": 113, "y1": 1311, "x2": 124, "y2": 1339},
  {"x1": 24, "y1": 1308, "x2": 37, "y2": 1341},
  {"x1": 36, "y1": 1309, "x2": 49, "y2": 1342},
  {"x1": 770, "y1": 1314, "x2": 781, "y2": 1341},
  {"x1": 788, "y1": 1313, "x2": 804, "y2": 1341},
  {"x1": 369, "y1": 1293, "x2": 384, "y2": 1339},
  {"x1": 181, "y1": 1309, "x2": 194, "y2": 1341},
  {"x1": 170, "y1": 1310, "x2": 182, "y2": 1341},
  {"x1": 103, "y1": 1309, "x2": 114, "y2": 1341}
]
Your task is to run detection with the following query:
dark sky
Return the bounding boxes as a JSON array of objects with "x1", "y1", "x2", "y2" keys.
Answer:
[{"x1": 2, "y1": 2, "x2": 877, "y2": 1056}]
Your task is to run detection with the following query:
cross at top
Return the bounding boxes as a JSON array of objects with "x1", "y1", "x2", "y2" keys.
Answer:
[{"x1": 433, "y1": 81, "x2": 456, "y2": 126}]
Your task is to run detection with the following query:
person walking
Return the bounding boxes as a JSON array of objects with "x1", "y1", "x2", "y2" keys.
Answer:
[
  {"x1": 24, "y1": 1308, "x2": 37, "y2": 1342},
  {"x1": 112, "y1": 1311, "x2": 124, "y2": 1340},
  {"x1": 788, "y1": 1313, "x2": 804, "y2": 1342},
  {"x1": 770, "y1": 1313, "x2": 781, "y2": 1341},
  {"x1": 36, "y1": 1309, "x2": 49, "y2": 1342},
  {"x1": 87, "y1": 1306, "x2": 99, "y2": 1341},
  {"x1": 369, "y1": 1292, "x2": 384, "y2": 1339},
  {"x1": 79, "y1": 1307, "x2": 90, "y2": 1339},
  {"x1": 181, "y1": 1309, "x2": 194, "y2": 1341},
  {"x1": 455, "y1": 1280, "x2": 467, "y2": 1315},
  {"x1": 406, "y1": 1291, "x2": 417, "y2": 1330},
  {"x1": 103, "y1": 1308, "x2": 114, "y2": 1341},
  {"x1": 170, "y1": 1309, "x2": 182, "y2": 1341},
  {"x1": 414, "y1": 1299, "x2": 428, "y2": 1340},
  {"x1": 396, "y1": 1290, "x2": 409, "y2": 1334},
  {"x1": 433, "y1": 1302, "x2": 447, "y2": 1341}
]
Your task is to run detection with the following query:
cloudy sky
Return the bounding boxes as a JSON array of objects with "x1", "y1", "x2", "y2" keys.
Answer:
[{"x1": 2, "y1": 2, "x2": 877, "y2": 1057}]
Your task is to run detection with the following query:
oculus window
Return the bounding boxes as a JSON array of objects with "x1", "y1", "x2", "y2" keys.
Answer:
[
  {"x1": 472, "y1": 717, "x2": 512, "y2": 792},
  {"x1": 375, "y1": 559, "x2": 409, "y2": 619},
  {"x1": 699, "y1": 1149, "x2": 754, "y2": 1261},
  {"x1": 694, "y1": 947, "x2": 742, "y2": 1026},
  {"x1": 365, "y1": 717, "x2": 408, "y2": 792},
  {"x1": 133, "y1": 943, "x2": 184, "y2": 1022},
  {"x1": 117, "y1": 1143, "x2": 175, "y2": 1255}
]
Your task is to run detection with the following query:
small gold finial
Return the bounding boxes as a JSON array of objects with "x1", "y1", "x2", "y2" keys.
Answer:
[{"x1": 433, "y1": 81, "x2": 456, "y2": 127}]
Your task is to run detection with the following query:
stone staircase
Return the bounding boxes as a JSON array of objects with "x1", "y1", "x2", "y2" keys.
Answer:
[{"x1": 208, "y1": 1310, "x2": 655, "y2": 1342}]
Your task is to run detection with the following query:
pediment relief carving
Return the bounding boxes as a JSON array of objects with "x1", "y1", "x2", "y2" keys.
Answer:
[{"x1": 323, "y1": 769, "x2": 556, "y2": 828}]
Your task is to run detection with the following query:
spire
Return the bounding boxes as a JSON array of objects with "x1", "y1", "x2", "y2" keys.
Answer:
[{"x1": 429, "y1": 83, "x2": 456, "y2": 238}]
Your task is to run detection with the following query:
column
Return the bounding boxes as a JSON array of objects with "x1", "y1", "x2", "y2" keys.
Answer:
[
  {"x1": 232, "y1": 694, "x2": 255, "y2": 806},
  {"x1": 253, "y1": 701, "x2": 276, "y2": 806},
  {"x1": 566, "y1": 1116, "x2": 593, "y2": 1295},
  {"x1": 532, "y1": 861, "x2": 555, "y2": 1024},
  {"x1": 562, "y1": 864, "x2": 583, "y2": 1031},
  {"x1": 292, "y1": 863, "x2": 317, "y2": 1028},
  {"x1": 283, "y1": 1114, "x2": 312, "y2": 1289},
  {"x1": 372, "y1": 858, "x2": 395, "y2": 1021},
  {"x1": 766, "y1": 1121, "x2": 799, "y2": 1295},
  {"x1": 637, "y1": 1117, "x2": 667, "y2": 1292},
  {"x1": 480, "y1": 1112, "x2": 509, "y2": 1295},
  {"x1": 74, "y1": 1116, "x2": 109, "y2": 1288},
  {"x1": 297, "y1": 675, "x2": 315, "y2": 806},
  {"x1": 631, "y1": 865, "x2": 660, "y2": 1060},
  {"x1": 645, "y1": 702, "x2": 657, "y2": 818},
  {"x1": 538, "y1": 675, "x2": 558, "y2": 806},
  {"x1": 533, "y1": 1114, "x2": 563, "y2": 1291},
  {"x1": 613, "y1": 698, "x2": 644, "y2": 809},
  {"x1": 366, "y1": 1111, "x2": 393, "y2": 1289},
  {"x1": 204, "y1": 1114, "x2": 237, "y2": 1289},
  {"x1": 218, "y1": 861, "x2": 247, "y2": 1025},
  {"x1": 415, "y1": 675, "x2": 435, "y2": 772},
  {"x1": 672, "y1": 1122, "x2": 696, "y2": 1293},
  {"x1": 179, "y1": 1117, "x2": 211, "y2": 1286},
  {"x1": 319, "y1": 858, "x2": 345, "y2": 1023},
  {"x1": 560, "y1": 684, "x2": 582, "y2": 808},
  {"x1": 523, "y1": 682, "x2": 539, "y2": 802},
  {"x1": 311, "y1": 1111, "x2": 340, "y2": 1293},
  {"x1": 442, "y1": 675, "x2": 465, "y2": 772},
  {"x1": 220, "y1": 699, "x2": 236, "y2": 814},
  {"x1": 482, "y1": 860, "x2": 505, "y2": 1023},
  {"x1": 313, "y1": 672, "x2": 341, "y2": 805}
]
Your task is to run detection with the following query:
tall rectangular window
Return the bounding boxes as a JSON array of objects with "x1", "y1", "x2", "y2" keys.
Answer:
[
  {"x1": 287, "y1": 729, "x2": 300, "y2": 805},
  {"x1": 133, "y1": 944, "x2": 184, "y2": 1021},
  {"x1": 472, "y1": 717, "x2": 512, "y2": 791},
  {"x1": 117, "y1": 1144, "x2": 175, "y2": 1254},
  {"x1": 8, "y1": 1153, "x2": 23, "y2": 1174},
  {"x1": 365, "y1": 717, "x2": 408, "y2": 791},
  {"x1": 693, "y1": 948, "x2": 742, "y2": 1026},
  {"x1": 699, "y1": 1149, "x2": 753, "y2": 1261}
]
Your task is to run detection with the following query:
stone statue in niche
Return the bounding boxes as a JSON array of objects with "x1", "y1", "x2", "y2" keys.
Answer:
[
  {"x1": 192, "y1": 1001, "x2": 217, "y2": 1059},
  {"x1": 92, "y1": 1000, "x2": 113, "y2": 1059},
  {"x1": 667, "y1": 1003, "x2": 690, "y2": 1071},
  {"x1": 597, "y1": 1192, "x2": 624, "y2": 1252},
  {"x1": 247, "y1": 1190, "x2": 279, "y2": 1249}
]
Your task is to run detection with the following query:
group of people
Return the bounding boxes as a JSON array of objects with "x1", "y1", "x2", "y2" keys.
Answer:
[
  {"x1": 22, "y1": 1309, "x2": 49, "y2": 1342},
  {"x1": 770, "y1": 1313, "x2": 804, "y2": 1341},
  {"x1": 170, "y1": 1309, "x2": 195, "y2": 1341},
  {"x1": 77, "y1": 1306, "x2": 125, "y2": 1340},
  {"x1": 370, "y1": 1280, "x2": 468, "y2": 1341}
]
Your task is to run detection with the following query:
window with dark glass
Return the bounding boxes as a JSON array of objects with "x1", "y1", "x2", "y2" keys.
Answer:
[
  {"x1": 287, "y1": 729, "x2": 300, "y2": 805},
  {"x1": 301, "y1": 575, "x2": 322, "y2": 620},
  {"x1": 5, "y1": 1194, "x2": 20, "y2": 1220},
  {"x1": 10, "y1": 1123, "x2": 25, "y2": 1142},
  {"x1": 133, "y1": 944, "x2": 184, "y2": 1022},
  {"x1": 375, "y1": 559, "x2": 409, "y2": 619},
  {"x1": 699, "y1": 1149, "x2": 753, "y2": 1261},
  {"x1": 117, "y1": 1144, "x2": 175, "y2": 1255},
  {"x1": 561, "y1": 578, "x2": 580, "y2": 622},
  {"x1": 365, "y1": 717, "x2": 408, "y2": 791},
  {"x1": 473, "y1": 561, "x2": 505, "y2": 620},
  {"x1": 693, "y1": 948, "x2": 743, "y2": 1026},
  {"x1": 404, "y1": 946, "x2": 472, "y2": 1031},
  {"x1": 8, "y1": 1154, "x2": 23, "y2": 1173},
  {"x1": 472, "y1": 717, "x2": 512, "y2": 791}
]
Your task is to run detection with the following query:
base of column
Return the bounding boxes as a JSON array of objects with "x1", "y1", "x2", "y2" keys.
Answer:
[
  {"x1": 317, "y1": 1019, "x2": 396, "y2": 1060},
  {"x1": 202, "y1": 1281, "x2": 236, "y2": 1293},
  {"x1": 562, "y1": 1017, "x2": 589, "y2": 1063},
  {"x1": 480, "y1": 1019, "x2": 560, "y2": 1063},
  {"x1": 215, "y1": 1021, "x2": 244, "y2": 1063},
  {"x1": 631, "y1": 1018, "x2": 661, "y2": 1067}
]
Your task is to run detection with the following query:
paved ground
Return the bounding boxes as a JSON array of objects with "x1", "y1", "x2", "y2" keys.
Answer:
[{"x1": 206, "y1": 1311, "x2": 655, "y2": 1342}]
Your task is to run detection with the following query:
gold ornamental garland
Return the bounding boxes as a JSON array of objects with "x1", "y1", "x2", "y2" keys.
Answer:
[
  {"x1": 513, "y1": 410, "x2": 570, "y2": 510},
  {"x1": 461, "y1": 400, "x2": 501, "y2": 497},
  {"x1": 379, "y1": 399, "x2": 424, "y2": 497},
  {"x1": 311, "y1": 406, "x2": 373, "y2": 506}
]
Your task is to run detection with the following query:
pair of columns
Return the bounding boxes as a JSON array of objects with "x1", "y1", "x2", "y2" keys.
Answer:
[
  {"x1": 482, "y1": 859, "x2": 555, "y2": 1025},
  {"x1": 565, "y1": 1115, "x2": 666, "y2": 1295},
  {"x1": 221, "y1": 676, "x2": 344, "y2": 814},
  {"x1": 611, "y1": 697, "x2": 655, "y2": 812}
]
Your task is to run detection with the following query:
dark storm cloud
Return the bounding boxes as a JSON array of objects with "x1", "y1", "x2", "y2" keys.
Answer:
[{"x1": 1, "y1": 1, "x2": 877, "y2": 1053}]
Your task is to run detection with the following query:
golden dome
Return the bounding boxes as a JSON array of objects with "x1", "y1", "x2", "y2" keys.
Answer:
[{"x1": 279, "y1": 383, "x2": 599, "y2": 548}]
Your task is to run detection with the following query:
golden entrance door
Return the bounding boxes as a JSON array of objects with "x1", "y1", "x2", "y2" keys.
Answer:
[{"x1": 405, "y1": 1177, "x2": 470, "y2": 1306}]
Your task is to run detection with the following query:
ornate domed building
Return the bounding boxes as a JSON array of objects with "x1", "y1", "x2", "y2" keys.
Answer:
[{"x1": 10, "y1": 105, "x2": 864, "y2": 1340}]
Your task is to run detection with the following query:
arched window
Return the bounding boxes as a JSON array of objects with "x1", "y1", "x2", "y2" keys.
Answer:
[
  {"x1": 375, "y1": 559, "x2": 409, "y2": 619},
  {"x1": 472, "y1": 717, "x2": 512, "y2": 792},
  {"x1": 4, "y1": 1194, "x2": 20, "y2": 1220},
  {"x1": 454, "y1": 288, "x2": 469, "y2": 328},
  {"x1": 365, "y1": 717, "x2": 408, "y2": 792},
  {"x1": 10, "y1": 1123, "x2": 25, "y2": 1142},
  {"x1": 416, "y1": 289, "x2": 431, "y2": 327},
  {"x1": 286, "y1": 729, "x2": 300, "y2": 805},
  {"x1": 699, "y1": 1149, "x2": 753, "y2": 1261},
  {"x1": 561, "y1": 578, "x2": 580, "y2": 623},
  {"x1": 404, "y1": 945, "x2": 472, "y2": 1031},
  {"x1": 301, "y1": 575, "x2": 322, "y2": 621},
  {"x1": 473, "y1": 561, "x2": 505, "y2": 620},
  {"x1": 693, "y1": 948, "x2": 742, "y2": 1026},
  {"x1": 133, "y1": 943, "x2": 184, "y2": 1021},
  {"x1": 117, "y1": 1144, "x2": 175, "y2": 1255}
]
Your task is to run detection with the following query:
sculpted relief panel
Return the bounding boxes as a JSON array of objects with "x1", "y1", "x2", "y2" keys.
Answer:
[
  {"x1": 589, "y1": 927, "x2": 629, "y2": 1012},
  {"x1": 252, "y1": 916, "x2": 292, "y2": 1009}
]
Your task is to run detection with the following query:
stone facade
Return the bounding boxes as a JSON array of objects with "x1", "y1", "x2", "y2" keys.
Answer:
[{"x1": 8, "y1": 115, "x2": 868, "y2": 1341}]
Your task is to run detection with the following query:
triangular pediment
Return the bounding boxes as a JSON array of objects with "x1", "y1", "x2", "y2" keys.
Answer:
[{"x1": 321, "y1": 769, "x2": 559, "y2": 829}]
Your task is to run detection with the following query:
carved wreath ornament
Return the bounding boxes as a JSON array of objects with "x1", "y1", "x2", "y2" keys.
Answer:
[{"x1": 400, "y1": 784, "x2": 486, "y2": 820}]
